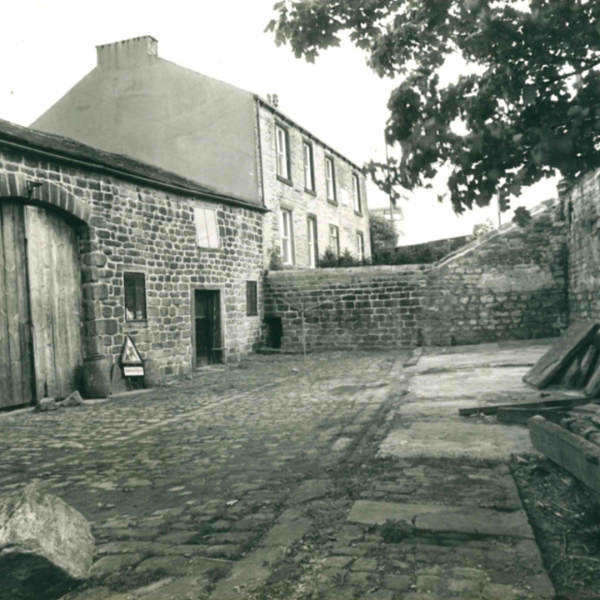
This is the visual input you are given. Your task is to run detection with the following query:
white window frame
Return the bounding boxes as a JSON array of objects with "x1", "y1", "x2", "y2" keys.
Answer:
[
  {"x1": 303, "y1": 141, "x2": 314, "y2": 192},
  {"x1": 356, "y1": 232, "x2": 365, "y2": 261},
  {"x1": 276, "y1": 125, "x2": 290, "y2": 180},
  {"x1": 280, "y1": 209, "x2": 295, "y2": 265},
  {"x1": 308, "y1": 216, "x2": 318, "y2": 268},
  {"x1": 353, "y1": 173, "x2": 362, "y2": 214},
  {"x1": 194, "y1": 206, "x2": 220, "y2": 249},
  {"x1": 325, "y1": 156, "x2": 336, "y2": 202},
  {"x1": 329, "y1": 224, "x2": 340, "y2": 257}
]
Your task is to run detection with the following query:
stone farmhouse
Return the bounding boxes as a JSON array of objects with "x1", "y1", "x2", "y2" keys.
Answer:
[
  {"x1": 0, "y1": 119, "x2": 265, "y2": 410},
  {"x1": 32, "y1": 36, "x2": 371, "y2": 270}
]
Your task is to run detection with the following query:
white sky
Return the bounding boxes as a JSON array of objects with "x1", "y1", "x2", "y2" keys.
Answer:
[{"x1": 0, "y1": 0, "x2": 557, "y2": 246}]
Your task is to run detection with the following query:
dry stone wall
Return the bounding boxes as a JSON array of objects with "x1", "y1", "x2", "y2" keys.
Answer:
[
  {"x1": 264, "y1": 200, "x2": 568, "y2": 351},
  {"x1": 564, "y1": 169, "x2": 600, "y2": 323}
]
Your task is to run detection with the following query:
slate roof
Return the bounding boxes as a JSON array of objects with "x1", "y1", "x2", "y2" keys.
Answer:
[{"x1": 0, "y1": 118, "x2": 267, "y2": 211}]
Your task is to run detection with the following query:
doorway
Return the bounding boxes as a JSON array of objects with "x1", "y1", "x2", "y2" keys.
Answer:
[
  {"x1": 0, "y1": 202, "x2": 83, "y2": 409},
  {"x1": 193, "y1": 289, "x2": 222, "y2": 367}
]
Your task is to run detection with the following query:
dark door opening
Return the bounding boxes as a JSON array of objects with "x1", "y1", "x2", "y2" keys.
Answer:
[
  {"x1": 193, "y1": 290, "x2": 222, "y2": 367},
  {"x1": 264, "y1": 316, "x2": 283, "y2": 349}
]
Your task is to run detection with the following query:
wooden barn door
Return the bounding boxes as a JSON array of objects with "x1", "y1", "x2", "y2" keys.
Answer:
[
  {"x1": 0, "y1": 202, "x2": 35, "y2": 408},
  {"x1": 26, "y1": 206, "x2": 83, "y2": 401}
]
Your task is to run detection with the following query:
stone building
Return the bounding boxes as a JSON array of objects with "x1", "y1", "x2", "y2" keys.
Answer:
[
  {"x1": 32, "y1": 36, "x2": 370, "y2": 269},
  {"x1": 0, "y1": 119, "x2": 265, "y2": 410}
]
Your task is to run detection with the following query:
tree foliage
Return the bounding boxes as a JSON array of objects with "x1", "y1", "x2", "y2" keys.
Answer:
[
  {"x1": 267, "y1": 0, "x2": 600, "y2": 214},
  {"x1": 369, "y1": 213, "x2": 398, "y2": 260}
]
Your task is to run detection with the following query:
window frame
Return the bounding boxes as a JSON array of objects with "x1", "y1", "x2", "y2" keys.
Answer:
[
  {"x1": 280, "y1": 208, "x2": 295, "y2": 266},
  {"x1": 303, "y1": 140, "x2": 316, "y2": 194},
  {"x1": 275, "y1": 123, "x2": 292, "y2": 184},
  {"x1": 124, "y1": 271, "x2": 148, "y2": 322},
  {"x1": 325, "y1": 156, "x2": 337, "y2": 204},
  {"x1": 352, "y1": 173, "x2": 363, "y2": 215},
  {"x1": 356, "y1": 231, "x2": 365, "y2": 262},
  {"x1": 246, "y1": 281, "x2": 258, "y2": 317},
  {"x1": 194, "y1": 205, "x2": 221, "y2": 250},
  {"x1": 329, "y1": 224, "x2": 340, "y2": 258},
  {"x1": 307, "y1": 215, "x2": 318, "y2": 269}
]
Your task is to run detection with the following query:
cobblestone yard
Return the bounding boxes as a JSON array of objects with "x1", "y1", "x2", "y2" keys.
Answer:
[{"x1": 0, "y1": 349, "x2": 556, "y2": 600}]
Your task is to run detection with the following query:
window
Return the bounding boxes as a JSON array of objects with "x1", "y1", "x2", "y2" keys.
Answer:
[
  {"x1": 194, "y1": 206, "x2": 220, "y2": 249},
  {"x1": 325, "y1": 157, "x2": 336, "y2": 202},
  {"x1": 353, "y1": 173, "x2": 362, "y2": 214},
  {"x1": 246, "y1": 281, "x2": 258, "y2": 316},
  {"x1": 276, "y1": 124, "x2": 290, "y2": 181},
  {"x1": 307, "y1": 216, "x2": 318, "y2": 269},
  {"x1": 280, "y1": 209, "x2": 295, "y2": 265},
  {"x1": 303, "y1": 141, "x2": 315, "y2": 192},
  {"x1": 356, "y1": 232, "x2": 365, "y2": 262},
  {"x1": 329, "y1": 225, "x2": 340, "y2": 258},
  {"x1": 124, "y1": 272, "x2": 147, "y2": 321}
]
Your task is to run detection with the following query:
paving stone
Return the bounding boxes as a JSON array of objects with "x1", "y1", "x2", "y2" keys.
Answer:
[
  {"x1": 138, "y1": 576, "x2": 207, "y2": 600},
  {"x1": 90, "y1": 554, "x2": 143, "y2": 577},
  {"x1": 291, "y1": 479, "x2": 332, "y2": 504},
  {"x1": 348, "y1": 501, "x2": 534, "y2": 538},
  {"x1": 417, "y1": 575, "x2": 445, "y2": 594},
  {"x1": 361, "y1": 590, "x2": 394, "y2": 600},
  {"x1": 451, "y1": 567, "x2": 487, "y2": 580},
  {"x1": 135, "y1": 555, "x2": 191, "y2": 576},
  {"x1": 448, "y1": 578, "x2": 481, "y2": 594},
  {"x1": 206, "y1": 545, "x2": 241, "y2": 558},
  {"x1": 383, "y1": 574, "x2": 412, "y2": 591},
  {"x1": 261, "y1": 518, "x2": 311, "y2": 547},
  {"x1": 323, "y1": 556, "x2": 354, "y2": 569},
  {"x1": 351, "y1": 558, "x2": 378, "y2": 571},
  {"x1": 157, "y1": 531, "x2": 198, "y2": 544},
  {"x1": 332, "y1": 437, "x2": 353, "y2": 452},
  {"x1": 482, "y1": 583, "x2": 519, "y2": 600}
]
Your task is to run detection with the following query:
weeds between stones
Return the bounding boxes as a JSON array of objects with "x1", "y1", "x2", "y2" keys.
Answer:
[{"x1": 380, "y1": 519, "x2": 414, "y2": 544}]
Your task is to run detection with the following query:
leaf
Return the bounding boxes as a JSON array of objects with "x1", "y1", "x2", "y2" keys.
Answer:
[
  {"x1": 523, "y1": 84, "x2": 536, "y2": 106},
  {"x1": 512, "y1": 207, "x2": 532, "y2": 227}
]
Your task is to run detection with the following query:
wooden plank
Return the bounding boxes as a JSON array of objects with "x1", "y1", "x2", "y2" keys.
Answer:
[
  {"x1": 0, "y1": 204, "x2": 12, "y2": 408},
  {"x1": 50, "y1": 214, "x2": 70, "y2": 397},
  {"x1": 580, "y1": 344, "x2": 598, "y2": 388},
  {"x1": 66, "y1": 222, "x2": 83, "y2": 393},
  {"x1": 26, "y1": 206, "x2": 54, "y2": 399},
  {"x1": 523, "y1": 321, "x2": 599, "y2": 389},
  {"x1": 585, "y1": 358, "x2": 600, "y2": 399},
  {"x1": 459, "y1": 396, "x2": 592, "y2": 417},
  {"x1": 1, "y1": 202, "x2": 24, "y2": 406},
  {"x1": 496, "y1": 407, "x2": 568, "y2": 425},
  {"x1": 13, "y1": 203, "x2": 34, "y2": 405},
  {"x1": 529, "y1": 416, "x2": 600, "y2": 502}
]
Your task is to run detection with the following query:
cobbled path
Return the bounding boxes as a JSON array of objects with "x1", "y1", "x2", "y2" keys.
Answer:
[{"x1": 0, "y1": 352, "x2": 407, "y2": 600}]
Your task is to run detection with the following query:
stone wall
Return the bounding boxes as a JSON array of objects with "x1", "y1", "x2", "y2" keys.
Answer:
[
  {"x1": 564, "y1": 168, "x2": 600, "y2": 323},
  {"x1": 258, "y1": 102, "x2": 371, "y2": 269},
  {"x1": 0, "y1": 147, "x2": 264, "y2": 383},
  {"x1": 264, "y1": 200, "x2": 568, "y2": 351},
  {"x1": 263, "y1": 266, "x2": 429, "y2": 351},
  {"x1": 423, "y1": 200, "x2": 568, "y2": 346}
]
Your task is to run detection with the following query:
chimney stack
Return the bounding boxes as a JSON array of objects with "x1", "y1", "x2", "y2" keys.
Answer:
[{"x1": 96, "y1": 36, "x2": 158, "y2": 70}]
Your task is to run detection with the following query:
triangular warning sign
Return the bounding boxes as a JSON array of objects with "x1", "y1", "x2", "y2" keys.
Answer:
[{"x1": 120, "y1": 335, "x2": 143, "y2": 366}]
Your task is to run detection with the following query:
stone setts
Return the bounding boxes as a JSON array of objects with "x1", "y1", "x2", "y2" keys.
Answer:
[{"x1": 0, "y1": 483, "x2": 94, "y2": 600}]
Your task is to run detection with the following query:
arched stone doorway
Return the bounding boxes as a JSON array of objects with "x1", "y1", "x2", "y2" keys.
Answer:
[{"x1": 0, "y1": 175, "x2": 91, "y2": 408}]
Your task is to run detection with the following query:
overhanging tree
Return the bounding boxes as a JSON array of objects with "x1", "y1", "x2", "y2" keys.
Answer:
[{"x1": 267, "y1": 0, "x2": 600, "y2": 216}]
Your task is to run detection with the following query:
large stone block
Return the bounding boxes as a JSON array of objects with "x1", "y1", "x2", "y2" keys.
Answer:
[{"x1": 0, "y1": 484, "x2": 95, "y2": 600}]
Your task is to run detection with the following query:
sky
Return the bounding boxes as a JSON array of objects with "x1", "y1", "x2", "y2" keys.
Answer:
[{"x1": 0, "y1": 0, "x2": 558, "y2": 246}]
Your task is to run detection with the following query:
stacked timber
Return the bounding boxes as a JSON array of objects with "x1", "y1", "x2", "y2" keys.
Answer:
[{"x1": 523, "y1": 321, "x2": 600, "y2": 396}]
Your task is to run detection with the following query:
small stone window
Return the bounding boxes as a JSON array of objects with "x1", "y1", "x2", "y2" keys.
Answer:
[
  {"x1": 325, "y1": 157, "x2": 337, "y2": 203},
  {"x1": 329, "y1": 225, "x2": 340, "y2": 257},
  {"x1": 303, "y1": 141, "x2": 315, "y2": 192},
  {"x1": 276, "y1": 124, "x2": 291, "y2": 181},
  {"x1": 280, "y1": 209, "x2": 295, "y2": 265},
  {"x1": 247, "y1": 281, "x2": 258, "y2": 316},
  {"x1": 356, "y1": 231, "x2": 365, "y2": 262},
  {"x1": 353, "y1": 173, "x2": 362, "y2": 214},
  {"x1": 194, "y1": 206, "x2": 220, "y2": 249},
  {"x1": 124, "y1": 272, "x2": 147, "y2": 321}
]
